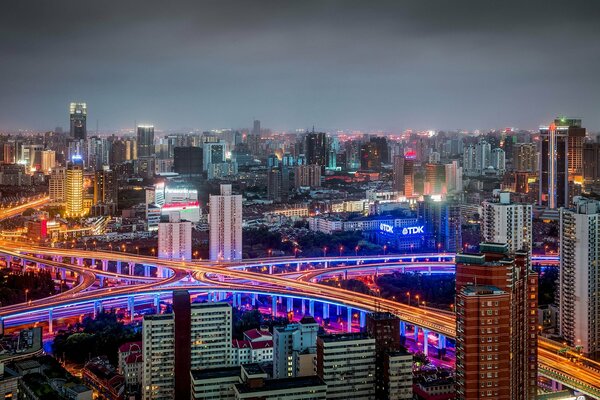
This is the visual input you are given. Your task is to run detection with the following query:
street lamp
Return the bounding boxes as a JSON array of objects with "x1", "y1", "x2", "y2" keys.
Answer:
[
  {"x1": 135, "y1": 246, "x2": 139, "y2": 255},
  {"x1": 383, "y1": 244, "x2": 387, "y2": 255},
  {"x1": 323, "y1": 246, "x2": 328, "y2": 257},
  {"x1": 268, "y1": 249, "x2": 272, "y2": 257},
  {"x1": 406, "y1": 292, "x2": 410, "y2": 306},
  {"x1": 355, "y1": 246, "x2": 359, "y2": 257},
  {"x1": 25, "y1": 289, "x2": 29, "y2": 303},
  {"x1": 339, "y1": 246, "x2": 343, "y2": 257}
]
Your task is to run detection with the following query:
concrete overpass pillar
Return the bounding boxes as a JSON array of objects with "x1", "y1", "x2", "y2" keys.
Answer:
[
  {"x1": 401, "y1": 266, "x2": 405, "y2": 273},
  {"x1": 237, "y1": 293, "x2": 242, "y2": 308},
  {"x1": 301, "y1": 299, "x2": 306, "y2": 314},
  {"x1": 128, "y1": 296, "x2": 135, "y2": 322},
  {"x1": 144, "y1": 265, "x2": 150, "y2": 277},
  {"x1": 91, "y1": 259, "x2": 96, "y2": 268},
  {"x1": 48, "y1": 309, "x2": 53, "y2": 334},
  {"x1": 400, "y1": 321, "x2": 406, "y2": 337},
  {"x1": 272, "y1": 296, "x2": 277, "y2": 317},
  {"x1": 336, "y1": 305, "x2": 341, "y2": 315},
  {"x1": 116, "y1": 261, "x2": 122, "y2": 274},
  {"x1": 375, "y1": 267, "x2": 378, "y2": 277},
  {"x1": 438, "y1": 334, "x2": 447, "y2": 350},
  {"x1": 359, "y1": 311, "x2": 366, "y2": 328},
  {"x1": 232, "y1": 292, "x2": 238, "y2": 308},
  {"x1": 269, "y1": 265, "x2": 273, "y2": 274},
  {"x1": 323, "y1": 303, "x2": 329, "y2": 319},
  {"x1": 344, "y1": 270, "x2": 348, "y2": 280},
  {"x1": 287, "y1": 297, "x2": 293, "y2": 313},
  {"x1": 413, "y1": 326, "x2": 419, "y2": 342},
  {"x1": 252, "y1": 293, "x2": 257, "y2": 307},
  {"x1": 422, "y1": 329, "x2": 430, "y2": 356},
  {"x1": 324, "y1": 261, "x2": 328, "y2": 268},
  {"x1": 346, "y1": 307, "x2": 352, "y2": 332},
  {"x1": 296, "y1": 263, "x2": 301, "y2": 272},
  {"x1": 309, "y1": 300, "x2": 315, "y2": 316},
  {"x1": 101, "y1": 260, "x2": 108, "y2": 272},
  {"x1": 60, "y1": 268, "x2": 66, "y2": 280},
  {"x1": 94, "y1": 301, "x2": 102, "y2": 318},
  {"x1": 76, "y1": 257, "x2": 83, "y2": 266},
  {"x1": 99, "y1": 276, "x2": 105, "y2": 287},
  {"x1": 428, "y1": 265, "x2": 432, "y2": 275}
]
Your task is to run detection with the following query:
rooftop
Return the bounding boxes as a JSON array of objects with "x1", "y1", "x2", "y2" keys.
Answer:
[
  {"x1": 191, "y1": 366, "x2": 241, "y2": 381},
  {"x1": 318, "y1": 332, "x2": 373, "y2": 343},
  {"x1": 235, "y1": 375, "x2": 326, "y2": 394}
]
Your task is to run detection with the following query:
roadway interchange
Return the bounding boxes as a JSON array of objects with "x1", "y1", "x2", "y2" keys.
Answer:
[{"x1": 0, "y1": 239, "x2": 598, "y2": 397}]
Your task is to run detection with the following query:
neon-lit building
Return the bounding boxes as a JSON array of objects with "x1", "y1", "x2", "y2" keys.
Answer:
[
  {"x1": 66, "y1": 155, "x2": 85, "y2": 217},
  {"x1": 69, "y1": 102, "x2": 87, "y2": 140}
]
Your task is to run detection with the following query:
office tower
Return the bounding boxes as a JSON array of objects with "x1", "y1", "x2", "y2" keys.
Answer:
[
  {"x1": 65, "y1": 156, "x2": 84, "y2": 217},
  {"x1": 360, "y1": 141, "x2": 381, "y2": 170},
  {"x1": 158, "y1": 213, "x2": 192, "y2": 261},
  {"x1": 475, "y1": 139, "x2": 491, "y2": 174},
  {"x1": 253, "y1": 119, "x2": 261, "y2": 136},
  {"x1": 137, "y1": 125, "x2": 155, "y2": 158},
  {"x1": 539, "y1": 118, "x2": 586, "y2": 208},
  {"x1": 203, "y1": 141, "x2": 226, "y2": 171},
  {"x1": 392, "y1": 155, "x2": 404, "y2": 193},
  {"x1": 137, "y1": 156, "x2": 156, "y2": 179},
  {"x1": 267, "y1": 167, "x2": 289, "y2": 202},
  {"x1": 316, "y1": 333, "x2": 376, "y2": 400},
  {"x1": 583, "y1": 142, "x2": 600, "y2": 182},
  {"x1": 455, "y1": 243, "x2": 538, "y2": 400},
  {"x1": 2, "y1": 142, "x2": 15, "y2": 164},
  {"x1": 49, "y1": 167, "x2": 66, "y2": 204},
  {"x1": 419, "y1": 196, "x2": 461, "y2": 252},
  {"x1": 21, "y1": 144, "x2": 43, "y2": 167},
  {"x1": 445, "y1": 160, "x2": 463, "y2": 193},
  {"x1": 69, "y1": 102, "x2": 87, "y2": 140},
  {"x1": 491, "y1": 148, "x2": 505, "y2": 171},
  {"x1": 93, "y1": 168, "x2": 118, "y2": 205},
  {"x1": 514, "y1": 143, "x2": 537, "y2": 173},
  {"x1": 40, "y1": 150, "x2": 56, "y2": 174},
  {"x1": 293, "y1": 164, "x2": 321, "y2": 188},
  {"x1": 482, "y1": 192, "x2": 532, "y2": 256},
  {"x1": 209, "y1": 184, "x2": 242, "y2": 261},
  {"x1": 424, "y1": 163, "x2": 446, "y2": 196},
  {"x1": 87, "y1": 136, "x2": 110, "y2": 170},
  {"x1": 365, "y1": 312, "x2": 410, "y2": 400},
  {"x1": 173, "y1": 147, "x2": 203, "y2": 177},
  {"x1": 273, "y1": 316, "x2": 319, "y2": 379},
  {"x1": 370, "y1": 136, "x2": 389, "y2": 164},
  {"x1": 305, "y1": 131, "x2": 328, "y2": 168},
  {"x1": 559, "y1": 198, "x2": 600, "y2": 355},
  {"x1": 403, "y1": 152, "x2": 415, "y2": 197},
  {"x1": 463, "y1": 144, "x2": 476, "y2": 174},
  {"x1": 207, "y1": 161, "x2": 238, "y2": 180}
]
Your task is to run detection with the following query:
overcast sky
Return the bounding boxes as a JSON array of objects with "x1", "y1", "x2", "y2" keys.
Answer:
[{"x1": 1, "y1": 0, "x2": 599, "y2": 132}]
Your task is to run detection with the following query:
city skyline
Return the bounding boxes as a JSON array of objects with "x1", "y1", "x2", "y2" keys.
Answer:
[{"x1": 1, "y1": 1, "x2": 600, "y2": 131}]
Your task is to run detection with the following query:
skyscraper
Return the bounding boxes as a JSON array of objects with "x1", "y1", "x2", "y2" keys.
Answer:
[
  {"x1": 69, "y1": 102, "x2": 87, "y2": 140},
  {"x1": 65, "y1": 155, "x2": 84, "y2": 217},
  {"x1": 392, "y1": 155, "x2": 404, "y2": 193},
  {"x1": 202, "y1": 141, "x2": 226, "y2": 172},
  {"x1": 173, "y1": 146, "x2": 203, "y2": 177},
  {"x1": 294, "y1": 164, "x2": 321, "y2": 188},
  {"x1": 559, "y1": 197, "x2": 600, "y2": 356},
  {"x1": 403, "y1": 151, "x2": 416, "y2": 197},
  {"x1": 49, "y1": 167, "x2": 66, "y2": 205},
  {"x1": 424, "y1": 163, "x2": 446, "y2": 196},
  {"x1": 481, "y1": 191, "x2": 532, "y2": 256},
  {"x1": 137, "y1": 125, "x2": 155, "y2": 158},
  {"x1": 539, "y1": 117, "x2": 586, "y2": 209},
  {"x1": 305, "y1": 131, "x2": 327, "y2": 168},
  {"x1": 455, "y1": 243, "x2": 538, "y2": 400},
  {"x1": 209, "y1": 184, "x2": 242, "y2": 261},
  {"x1": 267, "y1": 167, "x2": 289, "y2": 203},
  {"x1": 360, "y1": 141, "x2": 381, "y2": 170}
]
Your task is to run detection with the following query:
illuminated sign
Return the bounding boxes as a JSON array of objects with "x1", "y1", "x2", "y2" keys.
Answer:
[
  {"x1": 380, "y1": 223, "x2": 394, "y2": 233},
  {"x1": 402, "y1": 226, "x2": 424, "y2": 235}
]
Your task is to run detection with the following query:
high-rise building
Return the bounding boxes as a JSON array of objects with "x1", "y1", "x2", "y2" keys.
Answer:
[
  {"x1": 455, "y1": 243, "x2": 538, "y2": 400},
  {"x1": 559, "y1": 197, "x2": 600, "y2": 356},
  {"x1": 445, "y1": 161, "x2": 463, "y2": 193},
  {"x1": 65, "y1": 155, "x2": 84, "y2": 217},
  {"x1": 360, "y1": 141, "x2": 381, "y2": 170},
  {"x1": 203, "y1": 141, "x2": 226, "y2": 172},
  {"x1": 158, "y1": 213, "x2": 192, "y2": 261},
  {"x1": 209, "y1": 184, "x2": 242, "y2": 261},
  {"x1": 424, "y1": 163, "x2": 446, "y2": 196},
  {"x1": 293, "y1": 164, "x2": 321, "y2": 188},
  {"x1": 392, "y1": 155, "x2": 405, "y2": 193},
  {"x1": 316, "y1": 332, "x2": 376, "y2": 400},
  {"x1": 142, "y1": 291, "x2": 232, "y2": 400},
  {"x1": 481, "y1": 191, "x2": 532, "y2": 256},
  {"x1": 365, "y1": 313, "x2": 411, "y2": 400},
  {"x1": 69, "y1": 102, "x2": 87, "y2": 140},
  {"x1": 94, "y1": 168, "x2": 118, "y2": 205},
  {"x1": 267, "y1": 167, "x2": 289, "y2": 203},
  {"x1": 491, "y1": 148, "x2": 506, "y2": 172},
  {"x1": 305, "y1": 131, "x2": 327, "y2": 168},
  {"x1": 403, "y1": 152, "x2": 415, "y2": 197},
  {"x1": 49, "y1": 167, "x2": 66, "y2": 205},
  {"x1": 2, "y1": 142, "x2": 16, "y2": 164},
  {"x1": 273, "y1": 316, "x2": 319, "y2": 379},
  {"x1": 137, "y1": 125, "x2": 155, "y2": 158},
  {"x1": 514, "y1": 143, "x2": 537, "y2": 173},
  {"x1": 419, "y1": 196, "x2": 461, "y2": 252},
  {"x1": 173, "y1": 147, "x2": 203, "y2": 176},
  {"x1": 539, "y1": 118, "x2": 586, "y2": 209},
  {"x1": 583, "y1": 141, "x2": 600, "y2": 182},
  {"x1": 370, "y1": 136, "x2": 389, "y2": 164},
  {"x1": 39, "y1": 150, "x2": 56, "y2": 174}
]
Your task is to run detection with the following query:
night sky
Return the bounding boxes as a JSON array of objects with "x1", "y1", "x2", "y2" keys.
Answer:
[{"x1": 1, "y1": 0, "x2": 599, "y2": 132}]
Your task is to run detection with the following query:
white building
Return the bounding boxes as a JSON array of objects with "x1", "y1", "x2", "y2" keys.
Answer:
[
  {"x1": 191, "y1": 366, "x2": 241, "y2": 400},
  {"x1": 445, "y1": 160, "x2": 463, "y2": 193},
  {"x1": 316, "y1": 333, "x2": 376, "y2": 400},
  {"x1": 481, "y1": 191, "x2": 532, "y2": 255},
  {"x1": 142, "y1": 314, "x2": 176, "y2": 400},
  {"x1": 158, "y1": 212, "x2": 192, "y2": 261},
  {"x1": 190, "y1": 302, "x2": 233, "y2": 370},
  {"x1": 203, "y1": 141, "x2": 226, "y2": 171},
  {"x1": 209, "y1": 184, "x2": 243, "y2": 261},
  {"x1": 385, "y1": 350, "x2": 413, "y2": 400},
  {"x1": 559, "y1": 197, "x2": 600, "y2": 355},
  {"x1": 272, "y1": 316, "x2": 319, "y2": 379},
  {"x1": 491, "y1": 147, "x2": 506, "y2": 172}
]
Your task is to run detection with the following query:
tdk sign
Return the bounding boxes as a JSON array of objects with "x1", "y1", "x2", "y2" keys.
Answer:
[
  {"x1": 402, "y1": 226, "x2": 424, "y2": 235},
  {"x1": 380, "y1": 223, "x2": 394, "y2": 233}
]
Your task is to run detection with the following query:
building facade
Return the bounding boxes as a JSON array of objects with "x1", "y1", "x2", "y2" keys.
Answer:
[{"x1": 209, "y1": 184, "x2": 243, "y2": 261}]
